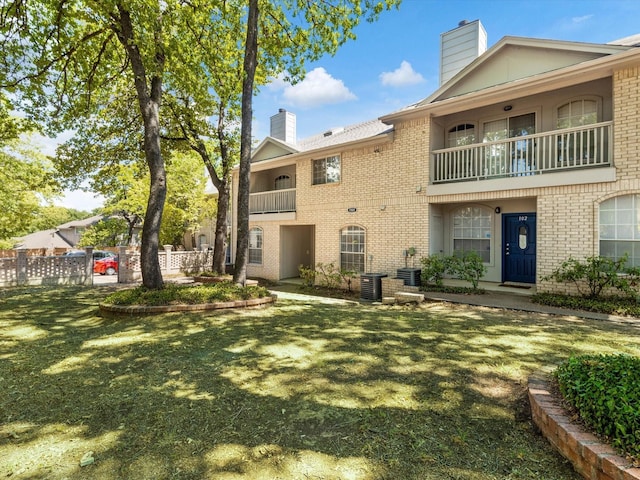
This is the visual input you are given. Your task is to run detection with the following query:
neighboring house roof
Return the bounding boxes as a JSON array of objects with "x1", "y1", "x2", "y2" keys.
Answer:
[
  {"x1": 15, "y1": 229, "x2": 74, "y2": 250},
  {"x1": 14, "y1": 214, "x2": 106, "y2": 250},
  {"x1": 57, "y1": 214, "x2": 105, "y2": 229}
]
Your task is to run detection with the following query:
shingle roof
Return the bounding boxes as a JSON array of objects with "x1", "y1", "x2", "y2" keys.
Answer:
[
  {"x1": 15, "y1": 229, "x2": 74, "y2": 249},
  {"x1": 57, "y1": 214, "x2": 104, "y2": 229},
  {"x1": 294, "y1": 118, "x2": 392, "y2": 152}
]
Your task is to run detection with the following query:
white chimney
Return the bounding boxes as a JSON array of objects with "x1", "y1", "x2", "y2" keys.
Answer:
[
  {"x1": 270, "y1": 109, "x2": 296, "y2": 144},
  {"x1": 440, "y1": 19, "x2": 487, "y2": 86}
]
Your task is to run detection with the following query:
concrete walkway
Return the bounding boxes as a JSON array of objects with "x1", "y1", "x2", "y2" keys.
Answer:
[{"x1": 272, "y1": 279, "x2": 640, "y2": 327}]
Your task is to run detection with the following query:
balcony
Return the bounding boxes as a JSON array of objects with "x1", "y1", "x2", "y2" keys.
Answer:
[
  {"x1": 431, "y1": 122, "x2": 612, "y2": 184},
  {"x1": 249, "y1": 188, "x2": 296, "y2": 214}
]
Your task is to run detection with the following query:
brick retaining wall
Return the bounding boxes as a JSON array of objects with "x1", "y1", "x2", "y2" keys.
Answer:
[{"x1": 528, "y1": 374, "x2": 640, "y2": 480}]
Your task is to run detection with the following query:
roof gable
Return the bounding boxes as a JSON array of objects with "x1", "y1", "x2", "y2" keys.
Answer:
[
  {"x1": 421, "y1": 37, "x2": 632, "y2": 105},
  {"x1": 251, "y1": 137, "x2": 299, "y2": 163}
]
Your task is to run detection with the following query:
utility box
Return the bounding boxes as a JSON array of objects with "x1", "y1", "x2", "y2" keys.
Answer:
[
  {"x1": 360, "y1": 273, "x2": 387, "y2": 301},
  {"x1": 397, "y1": 268, "x2": 421, "y2": 287}
]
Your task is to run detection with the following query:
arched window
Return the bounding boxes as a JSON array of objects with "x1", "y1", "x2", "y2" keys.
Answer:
[
  {"x1": 248, "y1": 227, "x2": 263, "y2": 265},
  {"x1": 600, "y1": 195, "x2": 640, "y2": 267},
  {"x1": 275, "y1": 174, "x2": 292, "y2": 190},
  {"x1": 340, "y1": 226, "x2": 365, "y2": 272},
  {"x1": 448, "y1": 123, "x2": 476, "y2": 147},
  {"x1": 557, "y1": 99, "x2": 598, "y2": 129},
  {"x1": 452, "y1": 206, "x2": 491, "y2": 263},
  {"x1": 557, "y1": 98, "x2": 600, "y2": 165}
]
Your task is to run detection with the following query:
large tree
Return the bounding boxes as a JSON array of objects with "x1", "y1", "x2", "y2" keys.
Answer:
[
  {"x1": 233, "y1": 0, "x2": 401, "y2": 285},
  {"x1": 0, "y1": 1, "x2": 211, "y2": 288},
  {"x1": 0, "y1": 0, "x2": 400, "y2": 287}
]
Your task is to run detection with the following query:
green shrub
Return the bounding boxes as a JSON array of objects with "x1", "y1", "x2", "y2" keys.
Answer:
[
  {"x1": 300, "y1": 262, "x2": 357, "y2": 292},
  {"x1": 298, "y1": 264, "x2": 316, "y2": 287},
  {"x1": 555, "y1": 354, "x2": 640, "y2": 460},
  {"x1": 532, "y1": 292, "x2": 640, "y2": 317},
  {"x1": 543, "y1": 254, "x2": 636, "y2": 299},
  {"x1": 450, "y1": 251, "x2": 487, "y2": 290},
  {"x1": 103, "y1": 282, "x2": 270, "y2": 306},
  {"x1": 420, "y1": 252, "x2": 487, "y2": 290},
  {"x1": 420, "y1": 254, "x2": 448, "y2": 287}
]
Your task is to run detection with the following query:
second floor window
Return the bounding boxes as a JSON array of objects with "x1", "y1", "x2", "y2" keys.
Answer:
[
  {"x1": 313, "y1": 155, "x2": 340, "y2": 185},
  {"x1": 448, "y1": 123, "x2": 476, "y2": 147},
  {"x1": 557, "y1": 99, "x2": 598, "y2": 129}
]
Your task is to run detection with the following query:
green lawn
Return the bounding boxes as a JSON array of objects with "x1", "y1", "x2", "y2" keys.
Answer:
[{"x1": 2, "y1": 285, "x2": 639, "y2": 479}]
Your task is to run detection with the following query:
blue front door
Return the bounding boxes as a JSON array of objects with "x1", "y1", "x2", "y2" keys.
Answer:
[{"x1": 502, "y1": 213, "x2": 536, "y2": 283}]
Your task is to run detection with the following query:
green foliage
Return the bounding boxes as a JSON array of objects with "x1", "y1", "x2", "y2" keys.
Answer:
[
  {"x1": 451, "y1": 251, "x2": 487, "y2": 290},
  {"x1": 78, "y1": 217, "x2": 128, "y2": 247},
  {"x1": 420, "y1": 252, "x2": 487, "y2": 290},
  {"x1": 299, "y1": 262, "x2": 357, "y2": 292},
  {"x1": 30, "y1": 206, "x2": 92, "y2": 232},
  {"x1": 420, "y1": 254, "x2": 449, "y2": 287},
  {"x1": 532, "y1": 292, "x2": 640, "y2": 317},
  {"x1": 555, "y1": 354, "x2": 640, "y2": 460},
  {"x1": 298, "y1": 264, "x2": 317, "y2": 287},
  {"x1": 103, "y1": 282, "x2": 270, "y2": 306},
  {"x1": 543, "y1": 254, "x2": 638, "y2": 299},
  {"x1": 0, "y1": 132, "x2": 61, "y2": 241}
]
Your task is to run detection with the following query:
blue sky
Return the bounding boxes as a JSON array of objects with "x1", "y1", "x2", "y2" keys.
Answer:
[
  {"x1": 57, "y1": 0, "x2": 640, "y2": 210},
  {"x1": 252, "y1": 0, "x2": 640, "y2": 140}
]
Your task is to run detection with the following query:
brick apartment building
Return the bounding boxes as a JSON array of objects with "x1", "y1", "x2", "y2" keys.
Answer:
[{"x1": 230, "y1": 20, "x2": 640, "y2": 294}]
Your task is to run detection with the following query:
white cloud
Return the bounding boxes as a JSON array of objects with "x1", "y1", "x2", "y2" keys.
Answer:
[
  {"x1": 276, "y1": 68, "x2": 357, "y2": 109},
  {"x1": 571, "y1": 14, "x2": 594, "y2": 24},
  {"x1": 379, "y1": 61, "x2": 425, "y2": 87}
]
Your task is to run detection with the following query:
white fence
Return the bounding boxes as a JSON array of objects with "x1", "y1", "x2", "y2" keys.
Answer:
[
  {"x1": 0, "y1": 246, "x2": 213, "y2": 287},
  {"x1": 0, "y1": 248, "x2": 94, "y2": 287},
  {"x1": 118, "y1": 245, "x2": 214, "y2": 283}
]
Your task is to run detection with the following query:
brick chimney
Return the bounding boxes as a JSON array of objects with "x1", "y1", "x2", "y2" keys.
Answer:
[
  {"x1": 270, "y1": 109, "x2": 296, "y2": 145},
  {"x1": 440, "y1": 19, "x2": 487, "y2": 86}
]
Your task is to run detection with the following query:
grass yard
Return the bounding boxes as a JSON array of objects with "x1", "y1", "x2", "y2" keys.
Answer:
[{"x1": 2, "y1": 285, "x2": 640, "y2": 479}]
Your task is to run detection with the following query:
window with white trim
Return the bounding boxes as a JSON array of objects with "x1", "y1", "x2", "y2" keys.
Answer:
[
  {"x1": 313, "y1": 155, "x2": 340, "y2": 185},
  {"x1": 600, "y1": 195, "x2": 640, "y2": 267},
  {"x1": 557, "y1": 99, "x2": 598, "y2": 129},
  {"x1": 248, "y1": 227, "x2": 263, "y2": 265},
  {"x1": 275, "y1": 174, "x2": 292, "y2": 190},
  {"x1": 448, "y1": 123, "x2": 476, "y2": 147},
  {"x1": 340, "y1": 226, "x2": 365, "y2": 272},
  {"x1": 452, "y1": 206, "x2": 491, "y2": 263},
  {"x1": 557, "y1": 98, "x2": 600, "y2": 165}
]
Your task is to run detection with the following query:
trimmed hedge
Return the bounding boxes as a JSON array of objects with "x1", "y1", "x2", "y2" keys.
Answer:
[
  {"x1": 103, "y1": 282, "x2": 270, "y2": 306},
  {"x1": 555, "y1": 354, "x2": 640, "y2": 460}
]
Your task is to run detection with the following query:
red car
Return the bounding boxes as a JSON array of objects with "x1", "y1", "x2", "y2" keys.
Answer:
[{"x1": 94, "y1": 256, "x2": 118, "y2": 275}]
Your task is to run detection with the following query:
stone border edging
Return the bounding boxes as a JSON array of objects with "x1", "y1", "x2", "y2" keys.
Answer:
[
  {"x1": 99, "y1": 294, "x2": 276, "y2": 314},
  {"x1": 528, "y1": 373, "x2": 640, "y2": 480}
]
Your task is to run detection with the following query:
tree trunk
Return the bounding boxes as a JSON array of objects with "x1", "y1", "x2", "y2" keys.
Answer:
[
  {"x1": 114, "y1": 3, "x2": 165, "y2": 289},
  {"x1": 212, "y1": 179, "x2": 230, "y2": 274},
  {"x1": 233, "y1": 0, "x2": 259, "y2": 286}
]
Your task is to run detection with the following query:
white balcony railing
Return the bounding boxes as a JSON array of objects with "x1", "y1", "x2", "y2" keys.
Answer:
[
  {"x1": 431, "y1": 121, "x2": 612, "y2": 184},
  {"x1": 249, "y1": 188, "x2": 296, "y2": 214}
]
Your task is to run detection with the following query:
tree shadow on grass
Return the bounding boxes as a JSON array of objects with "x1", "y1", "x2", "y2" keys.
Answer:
[{"x1": 2, "y1": 286, "x2": 638, "y2": 479}]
